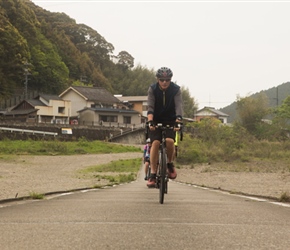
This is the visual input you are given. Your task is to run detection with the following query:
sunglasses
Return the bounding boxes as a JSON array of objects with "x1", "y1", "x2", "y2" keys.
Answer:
[{"x1": 159, "y1": 79, "x2": 171, "y2": 82}]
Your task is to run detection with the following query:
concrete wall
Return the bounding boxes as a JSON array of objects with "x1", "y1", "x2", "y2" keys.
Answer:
[{"x1": 0, "y1": 124, "x2": 146, "y2": 144}]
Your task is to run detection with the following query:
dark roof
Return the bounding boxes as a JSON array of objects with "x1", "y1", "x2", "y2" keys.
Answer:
[
  {"x1": 197, "y1": 106, "x2": 229, "y2": 117},
  {"x1": 37, "y1": 94, "x2": 63, "y2": 101},
  {"x1": 78, "y1": 107, "x2": 139, "y2": 114},
  {"x1": 4, "y1": 109, "x2": 38, "y2": 116},
  {"x1": 27, "y1": 99, "x2": 46, "y2": 107},
  {"x1": 60, "y1": 86, "x2": 120, "y2": 104}
]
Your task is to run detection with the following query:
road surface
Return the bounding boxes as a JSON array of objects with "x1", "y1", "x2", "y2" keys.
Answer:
[{"x1": 0, "y1": 174, "x2": 289, "y2": 249}]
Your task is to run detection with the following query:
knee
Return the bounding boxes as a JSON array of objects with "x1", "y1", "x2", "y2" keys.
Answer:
[{"x1": 166, "y1": 138, "x2": 174, "y2": 145}]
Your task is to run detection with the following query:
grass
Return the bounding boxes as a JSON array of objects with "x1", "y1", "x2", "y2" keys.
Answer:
[
  {"x1": 183, "y1": 159, "x2": 290, "y2": 174},
  {"x1": 79, "y1": 158, "x2": 142, "y2": 185},
  {"x1": 29, "y1": 192, "x2": 44, "y2": 199},
  {"x1": 279, "y1": 192, "x2": 290, "y2": 202},
  {"x1": 0, "y1": 138, "x2": 141, "y2": 156}
]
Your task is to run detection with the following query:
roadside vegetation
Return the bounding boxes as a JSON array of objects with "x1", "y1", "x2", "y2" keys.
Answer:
[
  {"x1": 0, "y1": 137, "x2": 141, "y2": 155},
  {"x1": 176, "y1": 95, "x2": 290, "y2": 202},
  {"x1": 79, "y1": 158, "x2": 142, "y2": 187},
  {"x1": 177, "y1": 94, "x2": 290, "y2": 170}
]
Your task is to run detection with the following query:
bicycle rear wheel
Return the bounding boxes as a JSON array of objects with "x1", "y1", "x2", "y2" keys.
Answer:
[{"x1": 159, "y1": 146, "x2": 167, "y2": 204}]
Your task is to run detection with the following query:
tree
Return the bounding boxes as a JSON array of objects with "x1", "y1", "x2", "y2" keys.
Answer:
[
  {"x1": 117, "y1": 51, "x2": 134, "y2": 69},
  {"x1": 181, "y1": 86, "x2": 198, "y2": 118},
  {"x1": 274, "y1": 95, "x2": 290, "y2": 119},
  {"x1": 0, "y1": 11, "x2": 30, "y2": 99},
  {"x1": 236, "y1": 93, "x2": 269, "y2": 136}
]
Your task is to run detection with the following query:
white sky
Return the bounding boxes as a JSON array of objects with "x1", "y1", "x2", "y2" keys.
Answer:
[{"x1": 31, "y1": 0, "x2": 290, "y2": 109}]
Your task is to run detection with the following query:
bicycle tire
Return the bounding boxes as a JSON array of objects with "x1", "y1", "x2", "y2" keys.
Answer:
[
  {"x1": 146, "y1": 165, "x2": 151, "y2": 179},
  {"x1": 159, "y1": 146, "x2": 167, "y2": 204}
]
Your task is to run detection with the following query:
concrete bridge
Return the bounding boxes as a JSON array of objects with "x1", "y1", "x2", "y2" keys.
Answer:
[{"x1": 109, "y1": 127, "x2": 147, "y2": 145}]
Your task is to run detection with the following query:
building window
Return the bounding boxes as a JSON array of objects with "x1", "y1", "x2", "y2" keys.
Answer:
[
  {"x1": 99, "y1": 115, "x2": 117, "y2": 122},
  {"x1": 123, "y1": 116, "x2": 131, "y2": 124},
  {"x1": 58, "y1": 107, "x2": 65, "y2": 113}
]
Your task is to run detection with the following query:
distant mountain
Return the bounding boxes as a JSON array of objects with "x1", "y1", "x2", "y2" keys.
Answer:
[{"x1": 220, "y1": 82, "x2": 290, "y2": 123}]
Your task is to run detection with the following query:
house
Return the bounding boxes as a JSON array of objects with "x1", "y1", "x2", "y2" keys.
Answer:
[
  {"x1": 59, "y1": 86, "x2": 122, "y2": 119},
  {"x1": 195, "y1": 106, "x2": 229, "y2": 124},
  {"x1": 4, "y1": 94, "x2": 71, "y2": 124},
  {"x1": 78, "y1": 107, "x2": 141, "y2": 127},
  {"x1": 59, "y1": 86, "x2": 142, "y2": 127},
  {"x1": 116, "y1": 95, "x2": 148, "y2": 123},
  {"x1": 2, "y1": 87, "x2": 143, "y2": 127}
]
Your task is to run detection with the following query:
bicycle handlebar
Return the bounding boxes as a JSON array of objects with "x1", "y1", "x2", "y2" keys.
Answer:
[{"x1": 146, "y1": 121, "x2": 183, "y2": 141}]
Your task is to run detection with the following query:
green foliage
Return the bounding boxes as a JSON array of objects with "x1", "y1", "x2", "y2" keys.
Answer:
[
  {"x1": 29, "y1": 192, "x2": 44, "y2": 199},
  {"x1": 178, "y1": 122, "x2": 290, "y2": 165},
  {"x1": 0, "y1": 138, "x2": 141, "y2": 155},
  {"x1": 106, "y1": 64, "x2": 156, "y2": 95},
  {"x1": 181, "y1": 86, "x2": 198, "y2": 118},
  {"x1": 0, "y1": 0, "x2": 156, "y2": 100},
  {"x1": 236, "y1": 93, "x2": 269, "y2": 136},
  {"x1": 0, "y1": 10, "x2": 30, "y2": 99},
  {"x1": 94, "y1": 173, "x2": 136, "y2": 184},
  {"x1": 116, "y1": 51, "x2": 134, "y2": 69},
  {"x1": 274, "y1": 95, "x2": 290, "y2": 119},
  {"x1": 220, "y1": 82, "x2": 290, "y2": 123},
  {"x1": 82, "y1": 158, "x2": 142, "y2": 173},
  {"x1": 80, "y1": 158, "x2": 141, "y2": 185}
]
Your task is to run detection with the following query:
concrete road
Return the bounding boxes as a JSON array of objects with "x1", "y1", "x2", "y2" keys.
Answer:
[{"x1": 0, "y1": 175, "x2": 290, "y2": 250}]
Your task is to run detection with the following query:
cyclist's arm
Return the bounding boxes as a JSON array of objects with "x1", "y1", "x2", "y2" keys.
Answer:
[
  {"x1": 174, "y1": 89, "x2": 183, "y2": 121},
  {"x1": 147, "y1": 87, "x2": 155, "y2": 122}
]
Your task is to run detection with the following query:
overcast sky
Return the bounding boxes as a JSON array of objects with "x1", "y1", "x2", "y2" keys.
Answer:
[{"x1": 31, "y1": 0, "x2": 290, "y2": 109}]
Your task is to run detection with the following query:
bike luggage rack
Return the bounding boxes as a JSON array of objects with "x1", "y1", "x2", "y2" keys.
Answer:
[{"x1": 0, "y1": 127, "x2": 58, "y2": 137}]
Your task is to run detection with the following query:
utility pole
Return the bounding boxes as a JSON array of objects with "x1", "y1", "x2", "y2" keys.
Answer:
[{"x1": 23, "y1": 61, "x2": 32, "y2": 100}]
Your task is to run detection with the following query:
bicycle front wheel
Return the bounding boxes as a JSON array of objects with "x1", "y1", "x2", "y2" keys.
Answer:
[{"x1": 159, "y1": 146, "x2": 167, "y2": 204}]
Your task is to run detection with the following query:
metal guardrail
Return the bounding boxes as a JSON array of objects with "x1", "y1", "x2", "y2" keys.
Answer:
[{"x1": 0, "y1": 127, "x2": 58, "y2": 137}]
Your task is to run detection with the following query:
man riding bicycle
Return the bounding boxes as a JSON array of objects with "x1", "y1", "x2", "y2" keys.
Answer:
[{"x1": 146, "y1": 67, "x2": 183, "y2": 188}]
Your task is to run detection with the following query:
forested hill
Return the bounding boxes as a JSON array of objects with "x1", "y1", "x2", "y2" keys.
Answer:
[
  {"x1": 220, "y1": 81, "x2": 290, "y2": 123},
  {"x1": 0, "y1": 0, "x2": 156, "y2": 100}
]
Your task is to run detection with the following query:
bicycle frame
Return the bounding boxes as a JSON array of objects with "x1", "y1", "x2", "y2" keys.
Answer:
[
  {"x1": 155, "y1": 123, "x2": 176, "y2": 204},
  {"x1": 156, "y1": 125, "x2": 168, "y2": 204}
]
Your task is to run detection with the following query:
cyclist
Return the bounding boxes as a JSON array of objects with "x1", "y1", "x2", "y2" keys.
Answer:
[
  {"x1": 143, "y1": 138, "x2": 151, "y2": 180},
  {"x1": 146, "y1": 67, "x2": 183, "y2": 188}
]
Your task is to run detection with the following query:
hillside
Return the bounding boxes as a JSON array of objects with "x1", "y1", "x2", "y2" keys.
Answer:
[
  {"x1": 0, "y1": 0, "x2": 156, "y2": 100},
  {"x1": 220, "y1": 81, "x2": 290, "y2": 123}
]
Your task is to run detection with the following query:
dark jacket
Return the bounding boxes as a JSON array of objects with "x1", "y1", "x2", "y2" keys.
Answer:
[{"x1": 147, "y1": 82, "x2": 183, "y2": 122}]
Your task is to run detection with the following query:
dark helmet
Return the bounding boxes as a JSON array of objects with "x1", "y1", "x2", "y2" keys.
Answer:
[{"x1": 156, "y1": 67, "x2": 173, "y2": 78}]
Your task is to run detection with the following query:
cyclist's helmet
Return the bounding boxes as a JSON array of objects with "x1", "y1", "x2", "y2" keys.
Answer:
[
  {"x1": 156, "y1": 67, "x2": 173, "y2": 79},
  {"x1": 146, "y1": 138, "x2": 151, "y2": 143}
]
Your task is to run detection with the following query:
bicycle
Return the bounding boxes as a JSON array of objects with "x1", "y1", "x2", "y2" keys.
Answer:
[{"x1": 147, "y1": 121, "x2": 182, "y2": 204}]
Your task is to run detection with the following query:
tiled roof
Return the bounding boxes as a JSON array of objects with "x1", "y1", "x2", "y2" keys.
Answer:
[
  {"x1": 197, "y1": 106, "x2": 229, "y2": 117},
  {"x1": 4, "y1": 109, "x2": 38, "y2": 116},
  {"x1": 37, "y1": 94, "x2": 62, "y2": 101},
  {"x1": 78, "y1": 107, "x2": 139, "y2": 114},
  {"x1": 117, "y1": 96, "x2": 147, "y2": 102},
  {"x1": 61, "y1": 86, "x2": 120, "y2": 104},
  {"x1": 27, "y1": 99, "x2": 46, "y2": 107}
]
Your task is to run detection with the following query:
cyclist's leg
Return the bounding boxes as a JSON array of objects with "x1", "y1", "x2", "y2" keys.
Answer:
[
  {"x1": 147, "y1": 129, "x2": 161, "y2": 187},
  {"x1": 165, "y1": 129, "x2": 177, "y2": 179},
  {"x1": 166, "y1": 138, "x2": 175, "y2": 163},
  {"x1": 144, "y1": 159, "x2": 149, "y2": 180},
  {"x1": 149, "y1": 140, "x2": 159, "y2": 174}
]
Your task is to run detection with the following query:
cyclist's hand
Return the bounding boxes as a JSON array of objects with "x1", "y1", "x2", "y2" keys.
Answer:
[
  {"x1": 148, "y1": 120, "x2": 155, "y2": 131},
  {"x1": 174, "y1": 119, "x2": 182, "y2": 131}
]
